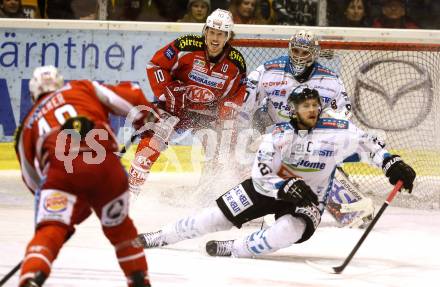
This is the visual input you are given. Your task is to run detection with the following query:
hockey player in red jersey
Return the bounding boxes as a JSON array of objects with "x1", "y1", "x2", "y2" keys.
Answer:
[
  {"x1": 128, "y1": 8, "x2": 247, "y2": 194},
  {"x1": 14, "y1": 66, "x2": 156, "y2": 287}
]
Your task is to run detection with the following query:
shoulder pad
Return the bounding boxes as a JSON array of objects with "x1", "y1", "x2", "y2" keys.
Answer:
[
  {"x1": 316, "y1": 118, "x2": 349, "y2": 129},
  {"x1": 271, "y1": 122, "x2": 293, "y2": 135},
  {"x1": 264, "y1": 56, "x2": 289, "y2": 71},
  {"x1": 174, "y1": 34, "x2": 205, "y2": 51},
  {"x1": 228, "y1": 47, "x2": 246, "y2": 72},
  {"x1": 313, "y1": 63, "x2": 337, "y2": 78}
]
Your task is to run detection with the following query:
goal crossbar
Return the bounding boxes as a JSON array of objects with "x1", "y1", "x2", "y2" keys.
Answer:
[{"x1": 231, "y1": 39, "x2": 440, "y2": 51}]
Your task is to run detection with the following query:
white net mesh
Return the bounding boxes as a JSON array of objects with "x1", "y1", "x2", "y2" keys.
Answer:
[{"x1": 232, "y1": 39, "x2": 440, "y2": 209}]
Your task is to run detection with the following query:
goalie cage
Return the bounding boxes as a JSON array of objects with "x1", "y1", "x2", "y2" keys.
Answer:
[{"x1": 230, "y1": 37, "x2": 440, "y2": 210}]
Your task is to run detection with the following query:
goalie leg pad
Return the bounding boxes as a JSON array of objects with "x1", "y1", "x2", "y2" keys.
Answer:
[{"x1": 327, "y1": 168, "x2": 375, "y2": 228}]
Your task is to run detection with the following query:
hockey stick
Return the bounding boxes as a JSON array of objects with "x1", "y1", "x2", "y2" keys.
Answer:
[
  {"x1": 307, "y1": 180, "x2": 403, "y2": 274},
  {"x1": 117, "y1": 133, "x2": 138, "y2": 156},
  {"x1": 0, "y1": 261, "x2": 21, "y2": 286}
]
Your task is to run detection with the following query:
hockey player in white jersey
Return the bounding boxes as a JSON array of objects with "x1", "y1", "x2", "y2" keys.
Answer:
[
  {"x1": 132, "y1": 87, "x2": 416, "y2": 258},
  {"x1": 243, "y1": 30, "x2": 351, "y2": 129},
  {"x1": 242, "y1": 30, "x2": 372, "y2": 228}
]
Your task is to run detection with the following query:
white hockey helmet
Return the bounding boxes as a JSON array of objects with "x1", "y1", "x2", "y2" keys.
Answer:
[
  {"x1": 288, "y1": 30, "x2": 320, "y2": 76},
  {"x1": 203, "y1": 9, "x2": 234, "y2": 41},
  {"x1": 29, "y1": 65, "x2": 64, "y2": 102}
]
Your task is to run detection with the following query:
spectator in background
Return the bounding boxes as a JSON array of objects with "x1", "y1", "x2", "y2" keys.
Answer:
[
  {"x1": 108, "y1": 0, "x2": 168, "y2": 21},
  {"x1": 229, "y1": 0, "x2": 267, "y2": 24},
  {"x1": 22, "y1": 0, "x2": 41, "y2": 18},
  {"x1": 406, "y1": 0, "x2": 440, "y2": 29},
  {"x1": 272, "y1": 0, "x2": 318, "y2": 26},
  {"x1": 167, "y1": 0, "x2": 188, "y2": 21},
  {"x1": 372, "y1": 0, "x2": 419, "y2": 28},
  {"x1": 178, "y1": 0, "x2": 210, "y2": 23},
  {"x1": 0, "y1": 0, "x2": 26, "y2": 17},
  {"x1": 336, "y1": 0, "x2": 371, "y2": 27},
  {"x1": 260, "y1": 0, "x2": 275, "y2": 24},
  {"x1": 212, "y1": 0, "x2": 230, "y2": 10},
  {"x1": 42, "y1": 0, "x2": 75, "y2": 19},
  {"x1": 109, "y1": 0, "x2": 144, "y2": 21},
  {"x1": 71, "y1": 0, "x2": 97, "y2": 19}
]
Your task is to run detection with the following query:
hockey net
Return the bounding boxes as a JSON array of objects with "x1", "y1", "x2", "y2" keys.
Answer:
[{"x1": 231, "y1": 38, "x2": 440, "y2": 209}]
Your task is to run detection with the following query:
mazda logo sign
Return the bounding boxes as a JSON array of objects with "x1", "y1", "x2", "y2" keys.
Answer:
[{"x1": 353, "y1": 59, "x2": 433, "y2": 131}]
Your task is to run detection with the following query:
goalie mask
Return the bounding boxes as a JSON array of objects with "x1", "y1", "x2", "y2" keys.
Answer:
[
  {"x1": 29, "y1": 65, "x2": 64, "y2": 102},
  {"x1": 288, "y1": 30, "x2": 320, "y2": 76},
  {"x1": 203, "y1": 9, "x2": 234, "y2": 43}
]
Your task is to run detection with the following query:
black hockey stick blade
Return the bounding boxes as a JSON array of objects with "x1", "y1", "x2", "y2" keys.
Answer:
[
  {"x1": 307, "y1": 180, "x2": 403, "y2": 274},
  {"x1": 0, "y1": 260, "x2": 22, "y2": 286},
  {"x1": 118, "y1": 134, "x2": 138, "y2": 156}
]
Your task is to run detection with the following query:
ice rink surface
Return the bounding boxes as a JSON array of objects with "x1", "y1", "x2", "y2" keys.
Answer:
[{"x1": 1, "y1": 170, "x2": 439, "y2": 287}]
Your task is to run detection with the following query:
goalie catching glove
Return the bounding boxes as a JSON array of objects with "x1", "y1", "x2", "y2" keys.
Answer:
[
  {"x1": 278, "y1": 177, "x2": 318, "y2": 206},
  {"x1": 382, "y1": 155, "x2": 416, "y2": 193}
]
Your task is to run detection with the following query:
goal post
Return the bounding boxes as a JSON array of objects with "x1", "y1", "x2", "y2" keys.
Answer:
[{"x1": 230, "y1": 37, "x2": 440, "y2": 209}]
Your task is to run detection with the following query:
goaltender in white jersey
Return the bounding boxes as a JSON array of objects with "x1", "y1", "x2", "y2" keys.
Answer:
[
  {"x1": 132, "y1": 86, "x2": 416, "y2": 258},
  {"x1": 242, "y1": 30, "x2": 371, "y2": 227},
  {"x1": 243, "y1": 30, "x2": 351, "y2": 128}
]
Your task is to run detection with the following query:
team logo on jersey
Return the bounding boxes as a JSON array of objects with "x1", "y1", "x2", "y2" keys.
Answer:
[
  {"x1": 270, "y1": 89, "x2": 287, "y2": 97},
  {"x1": 319, "y1": 118, "x2": 348, "y2": 129},
  {"x1": 222, "y1": 184, "x2": 253, "y2": 216},
  {"x1": 287, "y1": 159, "x2": 326, "y2": 172},
  {"x1": 228, "y1": 49, "x2": 246, "y2": 71},
  {"x1": 270, "y1": 100, "x2": 290, "y2": 119},
  {"x1": 185, "y1": 85, "x2": 216, "y2": 103},
  {"x1": 188, "y1": 70, "x2": 225, "y2": 89},
  {"x1": 271, "y1": 122, "x2": 292, "y2": 135},
  {"x1": 312, "y1": 149, "x2": 334, "y2": 157},
  {"x1": 257, "y1": 150, "x2": 275, "y2": 162},
  {"x1": 164, "y1": 46, "x2": 176, "y2": 60},
  {"x1": 102, "y1": 192, "x2": 129, "y2": 227},
  {"x1": 193, "y1": 58, "x2": 207, "y2": 72},
  {"x1": 44, "y1": 191, "x2": 68, "y2": 212},
  {"x1": 271, "y1": 101, "x2": 290, "y2": 111},
  {"x1": 315, "y1": 67, "x2": 337, "y2": 77},
  {"x1": 264, "y1": 63, "x2": 285, "y2": 70},
  {"x1": 211, "y1": 71, "x2": 228, "y2": 80},
  {"x1": 194, "y1": 59, "x2": 205, "y2": 67},
  {"x1": 176, "y1": 35, "x2": 204, "y2": 50},
  {"x1": 262, "y1": 80, "x2": 288, "y2": 88},
  {"x1": 353, "y1": 59, "x2": 432, "y2": 131},
  {"x1": 193, "y1": 65, "x2": 208, "y2": 73},
  {"x1": 320, "y1": 96, "x2": 331, "y2": 104}
]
